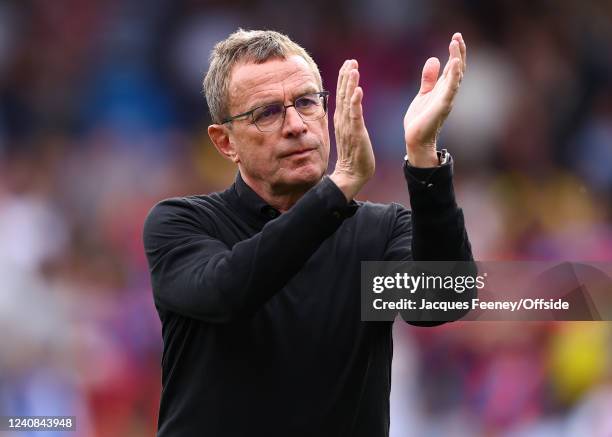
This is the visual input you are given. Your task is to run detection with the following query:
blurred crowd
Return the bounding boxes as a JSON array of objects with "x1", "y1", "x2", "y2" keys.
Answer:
[{"x1": 0, "y1": 1, "x2": 611, "y2": 436}]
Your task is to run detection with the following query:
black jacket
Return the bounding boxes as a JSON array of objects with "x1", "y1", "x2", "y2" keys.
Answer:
[{"x1": 143, "y1": 157, "x2": 473, "y2": 437}]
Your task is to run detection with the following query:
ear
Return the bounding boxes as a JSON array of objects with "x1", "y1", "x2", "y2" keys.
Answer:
[{"x1": 208, "y1": 124, "x2": 240, "y2": 163}]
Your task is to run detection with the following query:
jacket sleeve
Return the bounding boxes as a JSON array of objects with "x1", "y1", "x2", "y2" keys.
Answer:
[
  {"x1": 143, "y1": 176, "x2": 356, "y2": 323},
  {"x1": 383, "y1": 155, "x2": 474, "y2": 326},
  {"x1": 404, "y1": 155, "x2": 473, "y2": 262}
]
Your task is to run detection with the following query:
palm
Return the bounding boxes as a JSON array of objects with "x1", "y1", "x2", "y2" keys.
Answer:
[
  {"x1": 403, "y1": 33, "x2": 467, "y2": 164},
  {"x1": 404, "y1": 80, "x2": 448, "y2": 147}
]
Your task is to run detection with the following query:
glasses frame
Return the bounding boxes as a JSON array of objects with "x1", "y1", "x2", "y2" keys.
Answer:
[{"x1": 222, "y1": 91, "x2": 330, "y2": 132}]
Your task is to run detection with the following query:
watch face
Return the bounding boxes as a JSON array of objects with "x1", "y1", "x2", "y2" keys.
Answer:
[{"x1": 438, "y1": 149, "x2": 450, "y2": 165}]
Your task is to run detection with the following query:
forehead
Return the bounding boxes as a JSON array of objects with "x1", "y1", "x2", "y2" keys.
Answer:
[{"x1": 228, "y1": 55, "x2": 320, "y2": 111}]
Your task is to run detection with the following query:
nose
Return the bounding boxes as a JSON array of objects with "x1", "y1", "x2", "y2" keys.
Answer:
[{"x1": 281, "y1": 106, "x2": 307, "y2": 138}]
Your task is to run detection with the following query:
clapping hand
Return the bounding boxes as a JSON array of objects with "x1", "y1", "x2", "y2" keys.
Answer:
[
  {"x1": 404, "y1": 33, "x2": 467, "y2": 167},
  {"x1": 330, "y1": 59, "x2": 375, "y2": 201}
]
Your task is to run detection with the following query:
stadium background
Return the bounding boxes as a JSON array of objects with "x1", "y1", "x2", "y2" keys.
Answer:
[{"x1": 0, "y1": 0, "x2": 611, "y2": 435}]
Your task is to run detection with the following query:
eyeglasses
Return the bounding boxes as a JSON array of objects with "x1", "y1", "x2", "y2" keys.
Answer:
[{"x1": 222, "y1": 91, "x2": 330, "y2": 132}]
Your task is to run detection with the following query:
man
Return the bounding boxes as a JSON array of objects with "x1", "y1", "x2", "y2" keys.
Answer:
[{"x1": 143, "y1": 29, "x2": 471, "y2": 436}]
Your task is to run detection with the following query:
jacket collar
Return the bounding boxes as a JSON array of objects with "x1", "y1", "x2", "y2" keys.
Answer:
[{"x1": 227, "y1": 172, "x2": 281, "y2": 227}]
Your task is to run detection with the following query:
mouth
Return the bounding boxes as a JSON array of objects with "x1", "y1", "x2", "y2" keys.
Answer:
[{"x1": 283, "y1": 148, "x2": 316, "y2": 158}]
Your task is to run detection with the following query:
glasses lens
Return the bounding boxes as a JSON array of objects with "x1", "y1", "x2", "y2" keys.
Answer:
[
  {"x1": 295, "y1": 93, "x2": 326, "y2": 120},
  {"x1": 252, "y1": 104, "x2": 284, "y2": 131}
]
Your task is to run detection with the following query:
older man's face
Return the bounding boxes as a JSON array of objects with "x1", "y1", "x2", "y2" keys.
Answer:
[{"x1": 225, "y1": 55, "x2": 330, "y2": 194}]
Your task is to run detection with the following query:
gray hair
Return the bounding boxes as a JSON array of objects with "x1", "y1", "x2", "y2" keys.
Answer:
[{"x1": 203, "y1": 29, "x2": 323, "y2": 124}]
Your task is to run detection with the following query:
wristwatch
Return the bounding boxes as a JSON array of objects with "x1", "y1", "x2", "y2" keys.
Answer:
[{"x1": 404, "y1": 148, "x2": 449, "y2": 166}]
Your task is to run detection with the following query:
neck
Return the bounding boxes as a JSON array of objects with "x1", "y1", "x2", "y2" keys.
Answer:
[{"x1": 240, "y1": 172, "x2": 318, "y2": 213}]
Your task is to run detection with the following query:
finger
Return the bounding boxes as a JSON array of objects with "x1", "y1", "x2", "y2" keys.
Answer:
[
  {"x1": 344, "y1": 67, "x2": 359, "y2": 112},
  {"x1": 456, "y1": 33, "x2": 467, "y2": 74},
  {"x1": 452, "y1": 32, "x2": 466, "y2": 74},
  {"x1": 442, "y1": 39, "x2": 461, "y2": 78},
  {"x1": 337, "y1": 60, "x2": 357, "y2": 117},
  {"x1": 336, "y1": 60, "x2": 349, "y2": 109},
  {"x1": 349, "y1": 86, "x2": 364, "y2": 123},
  {"x1": 441, "y1": 58, "x2": 462, "y2": 106},
  {"x1": 419, "y1": 57, "x2": 440, "y2": 94},
  {"x1": 343, "y1": 60, "x2": 358, "y2": 107}
]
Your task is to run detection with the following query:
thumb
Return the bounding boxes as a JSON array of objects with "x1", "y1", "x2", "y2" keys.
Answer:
[{"x1": 419, "y1": 57, "x2": 440, "y2": 94}]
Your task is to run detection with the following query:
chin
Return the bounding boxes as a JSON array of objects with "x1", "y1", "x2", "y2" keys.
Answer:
[{"x1": 279, "y1": 164, "x2": 325, "y2": 191}]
